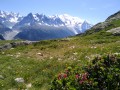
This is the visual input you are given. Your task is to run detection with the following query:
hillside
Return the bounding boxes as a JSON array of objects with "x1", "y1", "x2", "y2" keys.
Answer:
[
  {"x1": 84, "y1": 11, "x2": 120, "y2": 35},
  {"x1": 0, "y1": 11, "x2": 120, "y2": 90},
  {"x1": 0, "y1": 35, "x2": 120, "y2": 90}
]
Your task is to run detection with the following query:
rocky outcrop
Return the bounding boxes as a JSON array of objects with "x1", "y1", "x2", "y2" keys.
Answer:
[
  {"x1": 0, "y1": 41, "x2": 38, "y2": 51},
  {"x1": 84, "y1": 10, "x2": 120, "y2": 35},
  {"x1": 107, "y1": 27, "x2": 120, "y2": 36}
]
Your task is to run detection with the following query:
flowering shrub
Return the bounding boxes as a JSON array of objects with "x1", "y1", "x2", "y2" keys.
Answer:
[{"x1": 51, "y1": 55, "x2": 120, "y2": 90}]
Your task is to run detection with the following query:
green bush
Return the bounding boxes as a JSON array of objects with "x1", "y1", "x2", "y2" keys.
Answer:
[{"x1": 51, "y1": 55, "x2": 120, "y2": 90}]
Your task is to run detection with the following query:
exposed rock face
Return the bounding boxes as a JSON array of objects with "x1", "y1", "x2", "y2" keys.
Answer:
[
  {"x1": 85, "y1": 10, "x2": 120, "y2": 34},
  {"x1": 0, "y1": 41, "x2": 38, "y2": 51},
  {"x1": 107, "y1": 27, "x2": 120, "y2": 35},
  {"x1": 0, "y1": 43, "x2": 12, "y2": 51}
]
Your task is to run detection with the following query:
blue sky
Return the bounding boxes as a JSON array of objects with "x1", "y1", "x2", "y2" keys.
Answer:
[{"x1": 0, "y1": 0, "x2": 120, "y2": 24}]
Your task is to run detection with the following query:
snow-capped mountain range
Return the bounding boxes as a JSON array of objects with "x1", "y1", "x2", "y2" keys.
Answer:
[
  {"x1": 0, "y1": 10, "x2": 22, "y2": 28},
  {"x1": 0, "y1": 10, "x2": 92, "y2": 41}
]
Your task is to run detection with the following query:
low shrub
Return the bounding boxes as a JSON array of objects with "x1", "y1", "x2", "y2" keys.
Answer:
[{"x1": 51, "y1": 55, "x2": 120, "y2": 90}]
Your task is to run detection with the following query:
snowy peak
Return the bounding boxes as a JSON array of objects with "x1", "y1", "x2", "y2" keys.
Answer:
[
  {"x1": 14, "y1": 13, "x2": 92, "y2": 33},
  {"x1": 0, "y1": 10, "x2": 22, "y2": 28},
  {"x1": 0, "y1": 10, "x2": 6, "y2": 17},
  {"x1": 81, "y1": 20, "x2": 93, "y2": 32},
  {"x1": 0, "y1": 10, "x2": 93, "y2": 41},
  {"x1": 58, "y1": 14, "x2": 83, "y2": 26},
  {"x1": 0, "y1": 10, "x2": 21, "y2": 21},
  {"x1": 20, "y1": 13, "x2": 36, "y2": 24},
  {"x1": 0, "y1": 10, "x2": 92, "y2": 31}
]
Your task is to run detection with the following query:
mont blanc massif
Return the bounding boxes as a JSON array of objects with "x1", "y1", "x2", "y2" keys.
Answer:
[{"x1": 0, "y1": 11, "x2": 92, "y2": 41}]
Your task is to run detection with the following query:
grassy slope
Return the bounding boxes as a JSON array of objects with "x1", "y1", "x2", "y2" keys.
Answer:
[{"x1": 0, "y1": 20, "x2": 120, "y2": 90}]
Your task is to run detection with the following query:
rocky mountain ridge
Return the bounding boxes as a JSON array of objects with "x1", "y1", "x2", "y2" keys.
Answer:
[
  {"x1": 84, "y1": 10, "x2": 120, "y2": 35},
  {"x1": 0, "y1": 11, "x2": 92, "y2": 41}
]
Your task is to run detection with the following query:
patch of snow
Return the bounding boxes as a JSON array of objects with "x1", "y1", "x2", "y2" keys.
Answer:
[
  {"x1": 9, "y1": 17, "x2": 18, "y2": 23},
  {"x1": 58, "y1": 14, "x2": 84, "y2": 26},
  {"x1": 33, "y1": 14, "x2": 39, "y2": 21},
  {"x1": 27, "y1": 23, "x2": 30, "y2": 26},
  {"x1": 0, "y1": 14, "x2": 5, "y2": 18},
  {"x1": 2, "y1": 21, "x2": 4, "y2": 23},
  {"x1": 38, "y1": 23, "x2": 41, "y2": 25}
]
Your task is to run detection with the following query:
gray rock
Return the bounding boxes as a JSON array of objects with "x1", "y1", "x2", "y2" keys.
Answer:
[
  {"x1": 0, "y1": 43, "x2": 12, "y2": 51},
  {"x1": 0, "y1": 75, "x2": 4, "y2": 79},
  {"x1": 15, "y1": 78, "x2": 24, "y2": 83},
  {"x1": 107, "y1": 27, "x2": 120, "y2": 35},
  {"x1": 0, "y1": 41, "x2": 38, "y2": 51}
]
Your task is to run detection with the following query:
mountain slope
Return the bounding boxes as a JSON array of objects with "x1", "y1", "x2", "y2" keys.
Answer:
[
  {"x1": 0, "y1": 11, "x2": 92, "y2": 40},
  {"x1": 13, "y1": 13, "x2": 92, "y2": 33},
  {"x1": 106, "y1": 10, "x2": 120, "y2": 21},
  {"x1": 0, "y1": 34, "x2": 4, "y2": 40},
  {"x1": 0, "y1": 22, "x2": 16, "y2": 40},
  {"x1": 84, "y1": 11, "x2": 120, "y2": 35},
  {"x1": 0, "y1": 22, "x2": 12, "y2": 34},
  {"x1": 14, "y1": 26, "x2": 75, "y2": 41},
  {"x1": 13, "y1": 13, "x2": 92, "y2": 41}
]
